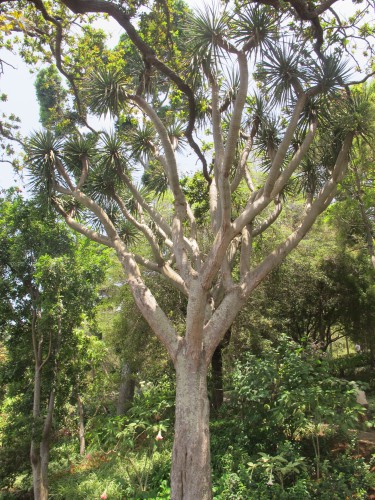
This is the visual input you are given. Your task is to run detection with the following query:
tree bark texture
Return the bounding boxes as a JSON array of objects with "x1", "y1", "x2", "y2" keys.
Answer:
[{"x1": 171, "y1": 355, "x2": 212, "y2": 500}]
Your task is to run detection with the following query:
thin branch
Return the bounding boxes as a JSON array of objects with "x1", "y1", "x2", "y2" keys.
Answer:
[
  {"x1": 347, "y1": 71, "x2": 375, "y2": 86},
  {"x1": 252, "y1": 197, "x2": 282, "y2": 237},
  {"x1": 0, "y1": 122, "x2": 25, "y2": 148},
  {"x1": 263, "y1": 93, "x2": 307, "y2": 197},
  {"x1": 52, "y1": 197, "x2": 114, "y2": 247},
  {"x1": 134, "y1": 255, "x2": 188, "y2": 295},
  {"x1": 113, "y1": 191, "x2": 165, "y2": 266},
  {"x1": 239, "y1": 224, "x2": 252, "y2": 279}
]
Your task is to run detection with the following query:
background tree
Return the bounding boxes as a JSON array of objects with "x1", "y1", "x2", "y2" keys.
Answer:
[
  {"x1": 332, "y1": 86, "x2": 375, "y2": 270},
  {"x1": 1, "y1": 1, "x2": 375, "y2": 498},
  {"x1": 0, "y1": 191, "x2": 108, "y2": 498}
]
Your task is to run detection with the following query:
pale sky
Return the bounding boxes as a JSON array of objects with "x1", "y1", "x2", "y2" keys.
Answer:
[{"x1": 0, "y1": 0, "x2": 372, "y2": 191}]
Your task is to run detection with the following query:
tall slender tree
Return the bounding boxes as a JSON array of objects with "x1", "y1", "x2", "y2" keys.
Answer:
[
  {"x1": 1, "y1": 1, "x2": 375, "y2": 498},
  {"x1": 0, "y1": 192, "x2": 107, "y2": 499}
]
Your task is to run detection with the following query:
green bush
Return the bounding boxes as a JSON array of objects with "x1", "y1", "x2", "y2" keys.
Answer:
[
  {"x1": 226, "y1": 336, "x2": 362, "y2": 451},
  {"x1": 210, "y1": 336, "x2": 372, "y2": 498}
]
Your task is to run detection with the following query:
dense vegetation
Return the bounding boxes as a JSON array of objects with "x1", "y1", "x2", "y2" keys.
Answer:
[{"x1": 0, "y1": 188, "x2": 374, "y2": 499}]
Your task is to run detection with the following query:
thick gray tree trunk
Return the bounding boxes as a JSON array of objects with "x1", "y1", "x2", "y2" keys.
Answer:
[{"x1": 171, "y1": 354, "x2": 212, "y2": 500}]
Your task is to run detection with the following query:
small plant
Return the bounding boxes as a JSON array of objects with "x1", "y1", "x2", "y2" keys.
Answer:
[{"x1": 248, "y1": 451, "x2": 306, "y2": 490}]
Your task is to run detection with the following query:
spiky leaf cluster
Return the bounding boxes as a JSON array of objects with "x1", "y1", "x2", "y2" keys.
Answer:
[
  {"x1": 310, "y1": 55, "x2": 351, "y2": 95},
  {"x1": 27, "y1": 131, "x2": 63, "y2": 198},
  {"x1": 64, "y1": 134, "x2": 98, "y2": 179},
  {"x1": 142, "y1": 161, "x2": 169, "y2": 198},
  {"x1": 85, "y1": 67, "x2": 129, "y2": 117},
  {"x1": 255, "y1": 43, "x2": 309, "y2": 105},
  {"x1": 128, "y1": 122, "x2": 157, "y2": 161},
  {"x1": 232, "y1": 5, "x2": 279, "y2": 55},
  {"x1": 186, "y1": 5, "x2": 231, "y2": 64}
]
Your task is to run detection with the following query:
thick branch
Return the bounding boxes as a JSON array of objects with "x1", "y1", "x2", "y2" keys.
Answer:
[{"x1": 263, "y1": 93, "x2": 307, "y2": 197}]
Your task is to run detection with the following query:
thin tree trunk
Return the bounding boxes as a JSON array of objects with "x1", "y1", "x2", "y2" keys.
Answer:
[
  {"x1": 30, "y1": 366, "x2": 50, "y2": 500},
  {"x1": 77, "y1": 393, "x2": 86, "y2": 455},
  {"x1": 39, "y1": 438, "x2": 50, "y2": 500},
  {"x1": 211, "y1": 329, "x2": 231, "y2": 412},
  {"x1": 116, "y1": 362, "x2": 135, "y2": 416},
  {"x1": 30, "y1": 363, "x2": 44, "y2": 500},
  {"x1": 30, "y1": 307, "x2": 60, "y2": 499},
  {"x1": 171, "y1": 354, "x2": 212, "y2": 500}
]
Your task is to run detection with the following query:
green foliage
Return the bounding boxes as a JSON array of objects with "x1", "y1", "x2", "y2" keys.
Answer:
[
  {"x1": 0, "y1": 192, "x2": 109, "y2": 487},
  {"x1": 86, "y1": 375, "x2": 175, "y2": 451},
  {"x1": 48, "y1": 376, "x2": 175, "y2": 499},
  {"x1": 228, "y1": 337, "x2": 361, "y2": 447},
  {"x1": 210, "y1": 337, "x2": 372, "y2": 499},
  {"x1": 180, "y1": 172, "x2": 209, "y2": 224},
  {"x1": 35, "y1": 65, "x2": 75, "y2": 135}
]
